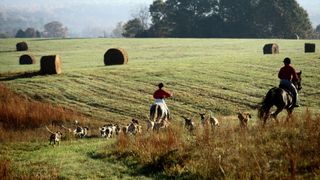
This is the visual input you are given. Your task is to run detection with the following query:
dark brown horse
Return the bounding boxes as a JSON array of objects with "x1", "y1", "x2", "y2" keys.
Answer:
[{"x1": 258, "y1": 71, "x2": 302, "y2": 124}]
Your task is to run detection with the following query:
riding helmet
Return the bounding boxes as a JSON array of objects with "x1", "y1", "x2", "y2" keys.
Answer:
[
  {"x1": 158, "y1": 83, "x2": 164, "y2": 88},
  {"x1": 283, "y1": 57, "x2": 291, "y2": 64}
]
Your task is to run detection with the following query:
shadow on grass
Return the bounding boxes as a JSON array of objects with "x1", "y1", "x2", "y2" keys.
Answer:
[
  {"x1": 87, "y1": 151, "x2": 108, "y2": 160},
  {"x1": 0, "y1": 71, "x2": 41, "y2": 81},
  {"x1": 97, "y1": 150, "x2": 194, "y2": 179},
  {"x1": 0, "y1": 50, "x2": 16, "y2": 53}
]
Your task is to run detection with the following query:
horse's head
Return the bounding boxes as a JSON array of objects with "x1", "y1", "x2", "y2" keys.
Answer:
[{"x1": 293, "y1": 71, "x2": 302, "y2": 91}]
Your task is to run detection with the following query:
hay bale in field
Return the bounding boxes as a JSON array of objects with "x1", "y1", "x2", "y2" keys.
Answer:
[
  {"x1": 40, "y1": 55, "x2": 62, "y2": 74},
  {"x1": 263, "y1": 43, "x2": 279, "y2": 54},
  {"x1": 19, "y1": 54, "x2": 36, "y2": 65},
  {"x1": 16, "y1": 42, "x2": 28, "y2": 51},
  {"x1": 104, "y1": 48, "x2": 128, "y2": 66},
  {"x1": 305, "y1": 43, "x2": 315, "y2": 53}
]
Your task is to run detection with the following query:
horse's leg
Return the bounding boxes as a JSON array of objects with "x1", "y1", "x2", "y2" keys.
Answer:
[
  {"x1": 262, "y1": 106, "x2": 272, "y2": 126},
  {"x1": 263, "y1": 115, "x2": 268, "y2": 126},
  {"x1": 271, "y1": 107, "x2": 284, "y2": 124},
  {"x1": 286, "y1": 108, "x2": 294, "y2": 122},
  {"x1": 150, "y1": 105, "x2": 155, "y2": 122},
  {"x1": 156, "y1": 105, "x2": 162, "y2": 123}
]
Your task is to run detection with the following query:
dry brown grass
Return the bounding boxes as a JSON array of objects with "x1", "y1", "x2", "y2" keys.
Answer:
[
  {"x1": 0, "y1": 83, "x2": 91, "y2": 142},
  {"x1": 0, "y1": 83, "x2": 77, "y2": 130},
  {"x1": 114, "y1": 110, "x2": 320, "y2": 178},
  {"x1": 0, "y1": 158, "x2": 12, "y2": 180}
]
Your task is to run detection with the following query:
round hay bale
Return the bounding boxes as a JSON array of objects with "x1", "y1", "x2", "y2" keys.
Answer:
[
  {"x1": 16, "y1": 42, "x2": 28, "y2": 51},
  {"x1": 263, "y1": 43, "x2": 279, "y2": 54},
  {"x1": 40, "y1": 55, "x2": 62, "y2": 75},
  {"x1": 305, "y1": 43, "x2": 315, "y2": 53},
  {"x1": 19, "y1": 54, "x2": 36, "y2": 65},
  {"x1": 104, "y1": 48, "x2": 128, "y2": 66}
]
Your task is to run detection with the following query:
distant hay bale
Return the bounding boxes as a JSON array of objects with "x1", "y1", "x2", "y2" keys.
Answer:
[
  {"x1": 104, "y1": 48, "x2": 128, "y2": 66},
  {"x1": 40, "y1": 55, "x2": 62, "y2": 74},
  {"x1": 16, "y1": 42, "x2": 28, "y2": 51},
  {"x1": 263, "y1": 43, "x2": 279, "y2": 54},
  {"x1": 19, "y1": 54, "x2": 36, "y2": 65},
  {"x1": 305, "y1": 43, "x2": 315, "y2": 53}
]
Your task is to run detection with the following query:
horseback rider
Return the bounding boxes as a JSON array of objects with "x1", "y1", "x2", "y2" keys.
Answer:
[
  {"x1": 278, "y1": 57, "x2": 300, "y2": 107},
  {"x1": 153, "y1": 83, "x2": 173, "y2": 119}
]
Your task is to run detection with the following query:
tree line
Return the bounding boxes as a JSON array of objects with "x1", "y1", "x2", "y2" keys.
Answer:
[
  {"x1": 14, "y1": 21, "x2": 68, "y2": 38},
  {"x1": 121, "y1": 0, "x2": 319, "y2": 39}
]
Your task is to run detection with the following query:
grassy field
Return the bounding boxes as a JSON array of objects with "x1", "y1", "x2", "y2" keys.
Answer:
[
  {"x1": 1, "y1": 38, "x2": 319, "y2": 121},
  {"x1": 0, "y1": 38, "x2": 320, "y2": 178}
]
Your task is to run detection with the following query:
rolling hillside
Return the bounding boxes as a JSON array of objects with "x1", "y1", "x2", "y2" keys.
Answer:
[{"x1": 0, "y1": 38, "x2": 319, "y2": 124}]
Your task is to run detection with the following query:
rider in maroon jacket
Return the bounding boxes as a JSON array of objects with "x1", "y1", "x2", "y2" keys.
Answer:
[
  {"x1": 278, "y1": 57, "x2": 299, "y2": 107},
  {"x1": 153, "y1": 83, "x2": 173, "y2": 119}
]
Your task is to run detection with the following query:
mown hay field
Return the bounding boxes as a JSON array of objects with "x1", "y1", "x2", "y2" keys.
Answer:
[
  {"x1": 1, "y1": 38, "x2": 319, "y2": 122},
  {"x1": 0, "y1": 38, "x2": 320, "y2": 178}
]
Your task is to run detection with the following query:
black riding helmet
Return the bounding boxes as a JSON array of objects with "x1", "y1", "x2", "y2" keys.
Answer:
[
  {"x1": 283, "y1": 57, "x2": 291, "y2": 64},
  {"x1": 158, "y1": 83, "x2": 164, "y2": 89}
]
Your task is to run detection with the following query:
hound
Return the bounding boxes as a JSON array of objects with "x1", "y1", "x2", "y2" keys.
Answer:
[
  {"x1": 182, "y1": 116, "x2": 195, "y2": 132},
  {"x1": 74, "y1": 126, "x2": 89, "y2": 138},
  {"x1": 100, "y1": 124, "x2": 121, "y2": 138},
  {"x1": 238, "y1": 111, "x2": 252, "y2": 129},
  {"x1": 100, "y1": 124, "x2": 113, "y2": 138},
  {"x1": 199, "y1": 113, "x2": 207, "y2": 126},
  {"x1": 209, "y1": 112, "x2": 220, "y2": 127},
  {"x1": 46, "y1": 126, "x2": 62, "y2": 146},
  {"x1": 200, "y1": 110, "x2": 220, "y2": 128},
  {"x1": 72, "y1": 120, "x2": 89, "y2": 138},
  {"x1": 147, "y1": 119, "x2": 169, "y2": 131},
  {"x1": 124, "y1": 119, "x2": 142, "y2": 135}
]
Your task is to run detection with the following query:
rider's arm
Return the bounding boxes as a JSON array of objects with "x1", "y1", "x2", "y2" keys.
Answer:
[
  {"x1": 290, "y1": 66, "x2": 298, "y2": 82},
  {"x1": 163, "y1": 90, "x2": 172, "y2": 98}
]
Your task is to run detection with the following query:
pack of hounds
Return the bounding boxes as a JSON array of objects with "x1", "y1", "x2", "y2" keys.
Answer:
[
  {"x1": 183, "y1": 110, "x2": 252, "y2": 132},
  {"x1": 46, "y1": 110, "x2": 251, "y2": 146},
  {"x1": 46, "y1": 119, "x2": 142, "y2": 146}
]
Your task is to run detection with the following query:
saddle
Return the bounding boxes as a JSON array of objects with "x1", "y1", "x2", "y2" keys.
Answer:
[
  {"x1": 279, "y1": 84, "x2": 293, "y2": 97},
  {"x1": 278, "y1": 84, "x2": 295, "y2": 108}
]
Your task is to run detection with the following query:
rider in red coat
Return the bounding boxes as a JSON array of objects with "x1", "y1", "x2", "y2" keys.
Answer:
[
  {"x1": 278, "y1": 57, "x2": 299, "y2": 107},
  {"x1": 153, "y1": 83, "x2": 173, "y2": 119}
]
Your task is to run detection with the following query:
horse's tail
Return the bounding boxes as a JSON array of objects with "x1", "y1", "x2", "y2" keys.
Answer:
[{"x1": 258, "y1": 88, "x2": 276, "y2": 120}]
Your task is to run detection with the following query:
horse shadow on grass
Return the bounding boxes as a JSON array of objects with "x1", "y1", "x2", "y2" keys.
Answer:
[{"x1": 0, "y1": 71, "x2": 42, "y2": 81}]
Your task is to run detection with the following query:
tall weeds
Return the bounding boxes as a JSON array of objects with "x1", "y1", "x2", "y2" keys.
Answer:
[
  {"x1": 0, "y1": 83, "x2": 88, "y2": 142},
  {"x1": 0, "y1": 83, "x2": 78, "y2": 130},
  {"x1": 0, "y1": 158, "x2": 12, "y2": 180},
  {"x1": 114, "y1": 110, "x2": 320, "y2": 178}
]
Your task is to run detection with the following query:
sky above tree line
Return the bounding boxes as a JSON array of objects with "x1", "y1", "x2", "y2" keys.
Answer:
[{"x1": 0, "y1": 0, "x2": 319, "y2": 37}]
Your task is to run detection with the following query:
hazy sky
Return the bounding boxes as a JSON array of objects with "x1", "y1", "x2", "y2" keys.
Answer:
[{"x1": 1, "y1": 0, "x2": 319, "y2": 37}]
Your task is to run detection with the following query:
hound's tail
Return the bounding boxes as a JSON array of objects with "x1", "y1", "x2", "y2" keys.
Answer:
[
  {"x1": 61, "y1": 125, "x2": 72, "y2": 132},
  {"x1": 45, "y1": 126, "x2": 55, "y2": 134}
]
